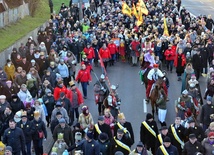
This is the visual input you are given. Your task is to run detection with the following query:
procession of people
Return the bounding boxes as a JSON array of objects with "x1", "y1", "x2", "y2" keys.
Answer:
[{"x1": 1, "y1": 0, "x2": 214, "y2": 154}]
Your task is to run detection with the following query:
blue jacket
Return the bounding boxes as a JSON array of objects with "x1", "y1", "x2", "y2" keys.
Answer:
[{"x1": 57, "y1": 64, "x2": 69, "y2": 78}]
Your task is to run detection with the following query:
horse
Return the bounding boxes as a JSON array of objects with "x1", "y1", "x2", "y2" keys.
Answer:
[{"x1": 149, "y1": 78, "x2": 165, "y2": 117}]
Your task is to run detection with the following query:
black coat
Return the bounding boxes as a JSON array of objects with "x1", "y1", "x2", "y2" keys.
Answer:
[
  {"x1": 184, "y1": 125, "x2": 204, "y2": 142},
  {"x1": 93, "y1": 123, "x2": 112, "y2": 140},
  {"x1": 140, "y1": 120, "x2": 159, "y2": 148},
  {"x1": 168, "y1": 124, "x2": 186, "y2": 154},
  {"x1": 50, "y1": 118, "x2": 59, "y2": 134},
  {"x1": 156, "y1": 133, "x2": 173, "y2": 149},
  {"x1": 182, "y1": 141, "x2": 204, "y2": 155},
  {"x1": 17, "y1": 120, "x2": 35, "y2": 143},
  {"x1": 58, "y1": 97, "x2": 71, "y2": 113},
  {"x1": 200, "y1": 103, "x2": 214, "y2": 126},
  {"x1": 97, "y1": 139, "x2": 111, "y2": 155},
  {"x1": 114, "y1": 121, "x2": 134, "y2": 146},
  {"x1": 192, "y1": 53, "x2": 203, "y2": 70},
  {"x1": 156, "y1": 144, "x2": 179, "y2": 155},
  {"x1": 31, "y1": 118, "x2": 47, "y2": 140},
  {"x1": 110, "y1": 136, "x2": 132, "y2": 155},
  {"x1": 42, "y1": 95, "x2": 55, "y2": 115},
  {"x1": 3, "y1": 127, "x2": 26, "y2": 154},
  {"x1": 10, "y1": 98, "x2": 25, "y2": 114}
]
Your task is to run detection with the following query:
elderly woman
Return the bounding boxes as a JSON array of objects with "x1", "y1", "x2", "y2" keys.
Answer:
[{"x1": 17, "y1": 84, "x2": 32, "y2": 105}]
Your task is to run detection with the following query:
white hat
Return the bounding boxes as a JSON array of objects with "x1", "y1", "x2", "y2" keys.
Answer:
[
  {"x1": 27, "y1": 74, "x2": 32, "y2": 80},
  {"x1": 31, "y1": 59, "x2": 36, "y2": 63},
  {"x1": 111, "y1": 85, "x2": 116, "y2": 90},
  {"x1": 0, "y1": 95, "x2": 6, "y2": 99},
  {"x1": 182, "y1": 89, "x2": 188, "y2": 95}
]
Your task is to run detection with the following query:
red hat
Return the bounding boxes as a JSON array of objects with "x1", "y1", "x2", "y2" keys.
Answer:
[
  {"x1": 153, "y1": 64, "x2": 159, "y2": 68},
  {"x1": 208, "y1": 132, "x2": 214, "y2": 137}
]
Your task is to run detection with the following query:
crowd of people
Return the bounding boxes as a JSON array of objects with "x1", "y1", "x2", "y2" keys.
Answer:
[{"x1": 1, "y1": 0, "x2": 214, "y2": 154}]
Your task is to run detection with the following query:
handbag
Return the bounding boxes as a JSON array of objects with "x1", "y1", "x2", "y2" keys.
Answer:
[{"x1": 38, "y1": 131, "x2": 44, "y2": 139}]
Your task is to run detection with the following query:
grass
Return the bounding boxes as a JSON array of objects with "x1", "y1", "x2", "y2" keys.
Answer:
[{"x1": 0, "y1": 0, "x2": 63, "y2": 52}]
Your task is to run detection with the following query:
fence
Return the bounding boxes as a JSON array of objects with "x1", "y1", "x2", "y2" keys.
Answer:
[{"x1": 0, "y1": 3, "x2": 29, "y2": 28}]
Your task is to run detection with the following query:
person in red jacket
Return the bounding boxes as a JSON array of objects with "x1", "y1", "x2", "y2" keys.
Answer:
[
  {"x1": 83, "y1": 43, "x2": 95, "y2": 64},
  {"x1": 75, "y1": 64, "x2": 92, "y2": 99},
  {"x1": 99, "y1": 43, "x2": 111, "y2": 70},
  {"x1": 66, "y1": 80, "x2": 84, "y2": 125},
  {"x1": 174, "y1": 48, "x2": 186, "y2": 81},
  {"x1": 164, "y1": 44, "x2": 176, "y2": 72},
  {"x1": 108, "y1": 40, "x2": 118, "y2": 66},
  {"x1": 130, "y1": 37, "x2": 140, "y2": 66},
  {"x1": 53, "y1": 80, "x2": 67, "y2": 100}
]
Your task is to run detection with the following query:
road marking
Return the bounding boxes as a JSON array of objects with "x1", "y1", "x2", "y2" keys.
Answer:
[{"x1": 143, "y1": 99, "x2": 147, "y2": 113}]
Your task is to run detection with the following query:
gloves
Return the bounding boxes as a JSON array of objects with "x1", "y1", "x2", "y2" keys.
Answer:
[{"x1": 101, "y1": 87, "x2": 106, "y2": 92}]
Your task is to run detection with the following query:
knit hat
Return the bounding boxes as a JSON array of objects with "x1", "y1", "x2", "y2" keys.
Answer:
[
  {"x1": 98, "y1": 133, "x2": 108, "y2": 141},
  {"x1": 98, "y1": 116, "x2": 104, "y2": 121},
  {"x1": 45, "y1": 89, "x2": 52, "y2": 94},
  {"x1": 207, "y1": 96, "x2": 212, "y2": 102},
  {"x1": 137, "y1": 141, "x2": 144, "y2": 147},
  {"x1": 114, "y1": 151, "x2": 124, "y2": 155},
  {"x1": 189, "y1": 133, "x2": 196, "y2": 139},
  {"x1": 56, "y1": 101, "x2": 62, "y2": 107},
  {"x1": 0, "y1": 95, "x2": 6, "y2": 99},
  {"x1": 146, "y1": 113, "x2": 153, "y2": 120},
  {"x1": 14, "y1": 111, "x2": 22, "y2": 123},
  {"x1": 5, "y1": 146, "x2": 12, "y2": 152},
  {"x1": 59, "y1": 118, "x2": 66, "y2": 123},
  {"x1": 208, "y1": 132, "x2": 214, "y2": 137},
  {"x1": 86, "y1": 131, "x2": 94, "y2": 139},
  {"x1": 73, "y1": 122, "x2": 81, "y2": 129},
  {"x1": 160, "y1": 126, "x2": 168, "y2": 131}
]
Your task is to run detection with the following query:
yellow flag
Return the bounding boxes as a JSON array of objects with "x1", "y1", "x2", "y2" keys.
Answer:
[
  {"x1": 136, "y1": 9, "x2": 143, "y2": 27},
  {"x1": 136, "y1": 0, "x2": 148, "y2": 15},
  {"x1": 122, "y1": 2, "x2": 132, "y2": 18},
  {"x1": 163, "y1": 17, "x2": 169, "y2": 36},
  {"x1": 132, "y1": 4, "x2": 138, "y2": 19}
]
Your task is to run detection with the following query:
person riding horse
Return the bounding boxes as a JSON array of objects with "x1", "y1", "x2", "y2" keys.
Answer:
[{"x1": 146, "y1": 64, "x2": 168, "y2": 101}]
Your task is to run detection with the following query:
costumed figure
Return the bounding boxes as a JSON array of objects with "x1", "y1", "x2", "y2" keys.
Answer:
[
  {"x1": 146, "y1": 64, "x2": 167, "y2": 101},
  {"x1": 176, "y1": 90, "x2": 199, "y2": 120},
  {"x1": 103, "y1": 85, "x2": 121, "y2": 119},
  {"x1": 181, "y1": 63, "x2": 195, "y2": 92}
]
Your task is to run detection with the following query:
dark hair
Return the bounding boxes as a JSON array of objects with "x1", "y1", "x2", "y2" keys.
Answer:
[{"x1": 9, "y1": 119, "x2": 16, "y2": 123}]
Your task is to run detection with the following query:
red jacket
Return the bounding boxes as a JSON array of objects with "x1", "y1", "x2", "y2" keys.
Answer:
[
  {"x1": 174, "y1": 53, "x2": 186, "y2": 67},
  {"x1": 131, "y1": 41, "x2": 140, "y2": 57},
  {"x1": 164, "y1": 49, "x2": 176, "y2": 61},
  {"x1": 54, "y1": 85, "x2": 67, "y2": 100},
  {"x1": 108, "y1": 43, "x2": 118, "y2": 54},
  {"x1": 99, "y1": 48, "x2": 111, "y2": 59},
  {"x1": 75, "y1": 69, "x2": 92, "y2": 82},
  {"x1": 66, "y1": 88, "x2": 84, "y2": 105},
  {"x1": 83, "y1": 47, "x2": 95, "y2": 59}
]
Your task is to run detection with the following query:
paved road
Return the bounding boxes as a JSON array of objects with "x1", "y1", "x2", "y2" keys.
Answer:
[{"x1": 182, "y1": 0, "x2": 214, "y2": 17}]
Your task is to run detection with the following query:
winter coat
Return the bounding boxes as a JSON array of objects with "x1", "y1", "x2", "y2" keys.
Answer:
[
  {"x1": 31, "y1": 118, "x2": 47, "y2": 140},
  {"x1": 58, "y1": 97, "x2": 71, "y2": 112},
  {"x1": 110, "y1": 136, "x2": 132, "y2": 155},
  {"x1": 200, "y1": 103, "x2": 214, "y2": 126},
  {"x1": 130, "y1": 41, "x2": 140, "y2": 57},
  {"x1": 4, "y1": 64, "x2": 15, "y2": 81},
  {"x1": 192, "y1": 53, "x2": 203, "y2": 70},
  {"x1": 34, "y1": 105, "x2": 47, "y2": 125},
  {"x1": 174, "y1": 53, "x2": 186, "y2": 74},
  {"x1": 42, "y1": 75, "x2": 55, "y2": 88},
  {"x1": 156, "y1": 144, "x2": 179, "y2": 155},
  {"x1": 79, "y1": 139, "x2": 100, "y2": 155},
  {"x1": 184, "y1": 125, "x2": 204, "y2": 142},
  {"x1": 17, "y1": 89, "x2": 32, "y2": 104},
  {"x1": 57, "y1": 64, "x2": 69, "y2": 78},
  {"x1": 99, "y1": 48, "x2": 111, "y2": 60},
  {"x1": 93, "y1": 123, "x2": 112, "y2": 140},
  {"x1": 182, "y1": 141, "x2": 204, "y2": 155},
  {"x1": 79, "y1": 113, "x2": 94, "y2": 129},
  {"x1": 10, "y1": 98, "x2": 25, "y2": 114},
  {"x1": 164, "y1": 49, "x2": 176, "y2": 61},
  {"x1": 3, "y1": 127, "x2": 26, "y2": 153},
  {"x1": 14, "y1": 74, "x2": 27, "y2": 87},
  {"x1": 51, "y1": 107, "x2": 69, "y2": 123},
  {"x1": 66, "y1": 88, "x2": 84, "y2": 108},
  {"x1": 53, "y1": 85, "x2": 67, "y2": 100},
  {"x1": 108, "y1": 43, "x2": 118, "y2": 55},
  {"x1": 97, "y1": 139, "x2": 111, "y2": 155},
  {"x1": 202, "y1": 138, "x2": 214, "y2": 155},
  {"x1": 17, "y1": 120, "x2": 35, "y2": 143},
  {"x1": 93, "y1": 80, "x2": 109, "y2": 103},
  {"x1": 42, "y1": 95, "x2": 55, "y2": 115},
  {"x1": 75, "y1": 69, "x2": 92, "y2": 82},
  {"x1": 83, "y1": 47, "x2": 95, "y2": 59},
  {"x1": 53, "y1": 124, "x2": 73, "y2": 146}
]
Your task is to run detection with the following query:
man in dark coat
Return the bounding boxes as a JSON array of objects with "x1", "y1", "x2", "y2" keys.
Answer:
[
  {"x1": 37, "y1": 52, "x2": 49, "y2": 78},
  {"x1": 168, "y1": 117, "x2": 185, "y2": 155},
  {"x1": 185, "y1": 120, "x2": 204, "y2": 142},
  {"x1": 192, "y1": 49, "x2": 203, "y2": 80},
  {"x1": 156, "y1": 137, "x2": 179, "y2": 155},
  {"x1": 111, "y1": 129, "x2": 133, "y2": 155},
  {"x1": 156, "y1": 126, "x2": 173, "y2": 149},
  {"x1": 114, "y1": 113, "x2": 134, "y2": 147},
  {"x1": 200, "y1": 45, "x2": 209, "y2": 74},
  {"x1": 140, "y1": 113, "x2": 159, "y2": 155},
  {"x1": 93, "y1": 116, "x2": 112, "y2": 140},
  {"x1": 9, "y1": 94, "x2": 25, "y2": 115},
  {"x1": 58, "y1": 92, "x2": 71, "y2": 114},
  {"x1": 50, "y1": 112, "x2": 62, "y2": 134},
  {"x1": 53, "y1": 118, "x2": 73, "y2": 147},
  {"x1": 200, "y1": 96, "x2": 214, "y2": 131},
  {"x1": 17, "y1": 111, "x2": 35, "y2": 155},
  {"x1": 3, "y1": 119, "x2": 26, "y2": 155},
  {"x1": 206, "y1": 39, "x2": 214, "y2": 65},
  {"x1": 182, "y1": 134, "x2": 204, "y2": 155}
]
